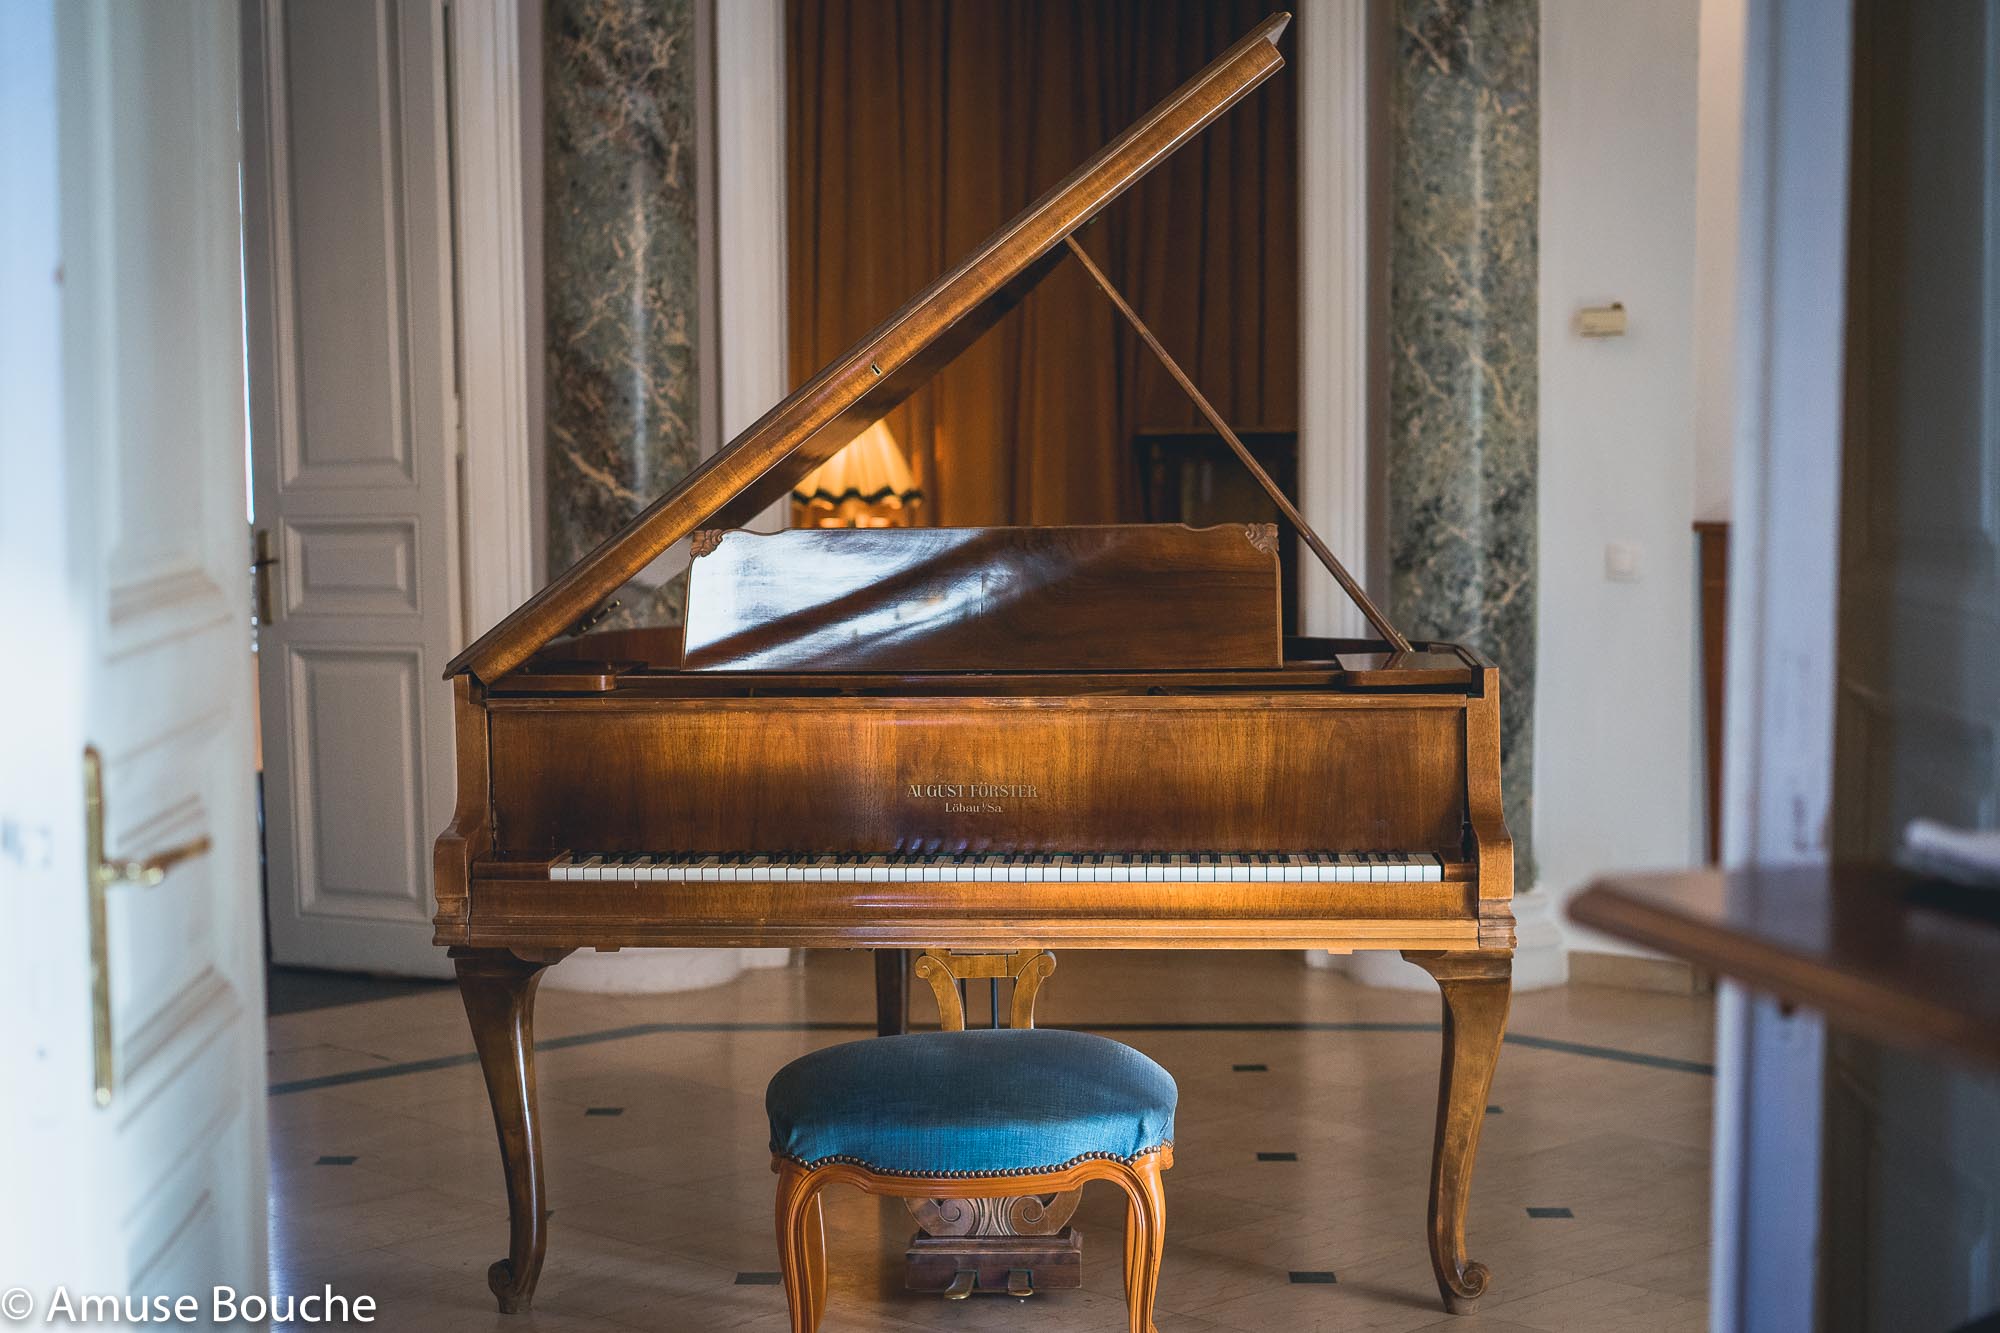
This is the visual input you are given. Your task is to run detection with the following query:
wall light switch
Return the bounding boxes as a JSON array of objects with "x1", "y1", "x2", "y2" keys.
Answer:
[
  {"x1": 1605, "y1": 541, "x2": 1643, "y2": 582},
  {"x1": 1576, "y1": 302, "x2": 1628, "y2": 337}
]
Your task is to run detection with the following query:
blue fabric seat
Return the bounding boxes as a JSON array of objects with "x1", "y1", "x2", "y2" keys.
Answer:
[{"x1": 766, "y1": 1028, "x2": 1177, "y2": 1176}]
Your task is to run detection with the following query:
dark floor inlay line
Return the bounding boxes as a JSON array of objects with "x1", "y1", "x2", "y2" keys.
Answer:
[
  {"x1": 267, "y1": 1020, "x2": 1713, "y2": 1097},
  {"x1": 1256, "y1": 1151, "x2": 1297, "y2": 1162},
  {"x1": 1289, "y1": 1271, "x2": 1338, "y2": 1284},
  {"x1": 1526, "y1": 1206, "x2": 1574, "y2": 1219},
  {"x1": 1487, "y1": 1104, "x2": 1503, "y2": 1113},
  {"x1": 585, "y1": 1107, "x2": 624, "y2": 1117},
  {"x1": 735, "y1": 1272, "x2": 782, "y2": 1286},
  {"x1": 315, "y1": 1155, "x2": 358, "y2": 1166},
  {"x1": 1233, "y1": 1063, "x2": 1269, "y2": 1072}
]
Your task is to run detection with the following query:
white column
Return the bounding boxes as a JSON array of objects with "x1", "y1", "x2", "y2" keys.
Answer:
[{"x1": 1297, "y1": 0, "x2": 1374, "y2": 639}]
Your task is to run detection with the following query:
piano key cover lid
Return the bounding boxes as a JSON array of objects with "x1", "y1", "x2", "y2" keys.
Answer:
[{"x1": 445, "y1": 12, "x2": 1294, "y2": 685}]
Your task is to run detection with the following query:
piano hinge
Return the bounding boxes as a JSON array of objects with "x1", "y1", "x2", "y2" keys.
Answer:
[{"x1": 571, "y1": 599, "x2": 620, "y2": 636}]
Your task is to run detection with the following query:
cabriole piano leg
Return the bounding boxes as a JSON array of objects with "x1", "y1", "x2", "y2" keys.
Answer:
[
  {"x1": 453, "y1": 946, "x2": 569, "y2": 1314},
  {"x1": 1401, "y1": 949, "x2": 1512, "y2": 1315}
]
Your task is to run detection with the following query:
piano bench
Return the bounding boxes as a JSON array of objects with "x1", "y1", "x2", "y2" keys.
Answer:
[{"x1": 766, "y1": 1029, "x2": 1175, "y2": 1332}]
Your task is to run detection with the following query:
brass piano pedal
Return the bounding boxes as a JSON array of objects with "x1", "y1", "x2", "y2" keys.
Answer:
[
  {"x1": 1007, "y1": 1269, "x2": 1036, "y2": 1299},
  {"x1": 942, "y1": 1271, "x2": 976, "y2": 1301}
]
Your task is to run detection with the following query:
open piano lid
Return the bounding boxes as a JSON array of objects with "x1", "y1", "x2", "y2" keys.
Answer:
[{"x1": 445, "y1": 12, "x2": 1294, "y2": 685}]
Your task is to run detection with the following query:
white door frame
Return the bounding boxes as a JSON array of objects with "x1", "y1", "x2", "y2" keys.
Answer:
[
  {"x1": 1708, "y1": 0, "x2": 1856, "y2": 1330},
  {"x1": 451, "y1": 0, "x2": 539, "y2": 640}
]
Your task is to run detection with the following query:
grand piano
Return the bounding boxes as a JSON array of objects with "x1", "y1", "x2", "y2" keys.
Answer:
[{"x1": 434, "y1": 11, "x2": 1513, "y2": 1319}]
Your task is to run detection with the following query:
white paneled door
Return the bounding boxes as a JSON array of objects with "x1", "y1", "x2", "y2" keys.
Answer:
[
  {"x1": 243, "y1": 0, "x2": 463, "y2": 976},
  {"x1": 0, "y1": 0, "x2": 268, "y2": 1308}
]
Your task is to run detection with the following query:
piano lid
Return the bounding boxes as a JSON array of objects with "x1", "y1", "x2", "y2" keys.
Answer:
[{"x1": 445, "y1": 12, "x2": 1294, "y2": 684}]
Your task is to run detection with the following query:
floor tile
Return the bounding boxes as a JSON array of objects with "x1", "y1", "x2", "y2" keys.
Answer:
[{"x1": 265, "y1": 950, "x2": 1714, "y2": 1331}]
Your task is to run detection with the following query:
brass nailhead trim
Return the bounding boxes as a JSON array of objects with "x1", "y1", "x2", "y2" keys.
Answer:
[{"x1": 771, "y1": 1142, "x2": 1172, "y2": 1178}]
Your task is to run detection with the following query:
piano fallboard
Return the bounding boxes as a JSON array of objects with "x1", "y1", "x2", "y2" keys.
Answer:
[
  {"x1": 483, "y1": 691, "x2": 1474, "y2": 859},
  {"x1": 434, "y1": 657, "x2": 1516, "y2": 955}
]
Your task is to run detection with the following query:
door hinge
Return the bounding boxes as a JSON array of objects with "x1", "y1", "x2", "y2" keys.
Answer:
[{"x1": 251, "y1": 527, "x2": 279, "y2": 625}]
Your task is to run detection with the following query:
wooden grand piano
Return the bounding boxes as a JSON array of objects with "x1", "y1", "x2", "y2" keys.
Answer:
[{"x1": 434, "y1": 12, "x2": 1513, "y2": 1319}]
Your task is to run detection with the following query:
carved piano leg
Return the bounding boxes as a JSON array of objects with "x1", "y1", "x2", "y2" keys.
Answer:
[
  {"x1": 874, "y1": 948, "x2": 911, "y2": 1036},
  {"x1": 1401, "y1": 949, "x2": 1512, "y2": 1315},
  {"x1": 453, "y1": 946, "x2": 570, "y2": 1314}
]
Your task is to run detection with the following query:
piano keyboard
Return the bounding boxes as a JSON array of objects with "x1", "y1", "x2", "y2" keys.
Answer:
[{"x1": 549, "y1": 851, "x2": 1445, "y2": 884}]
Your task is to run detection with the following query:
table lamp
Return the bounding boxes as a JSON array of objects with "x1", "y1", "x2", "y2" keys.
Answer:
[{"x1": 789, "y1": 419, "x2": 923, "y2": 528}]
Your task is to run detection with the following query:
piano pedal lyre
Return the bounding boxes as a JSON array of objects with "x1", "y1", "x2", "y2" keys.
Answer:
[{"x1": 902, "y1": 950, "x2": 1085, "y2": 1297}]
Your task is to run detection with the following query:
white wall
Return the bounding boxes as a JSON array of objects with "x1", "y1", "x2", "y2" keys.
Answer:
[
  {"x1": 1694, "y1": 0, "x2": 1747, "y2": 523},
  {"x1": 1536, "y1": 0, "x2": 1705, "y2": 953}
]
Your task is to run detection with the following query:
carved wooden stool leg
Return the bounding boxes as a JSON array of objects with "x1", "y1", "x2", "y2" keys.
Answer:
[
  {"x1": 805, "y1": 1191, "x2": 828, "y2": 1328},
  {"x1": 453, "y1": 946, "x2": 568, "y2": 1314},
  {"x1": 775, "y1": 1164, "x2": 829, "y2": 1333},
  {"x1": 1402, "y1": 949, "x2": 1512, "y2": 1315},
  {"x1": 1119, "y1": 1157, "x2": 1167, "y2": 1333}
]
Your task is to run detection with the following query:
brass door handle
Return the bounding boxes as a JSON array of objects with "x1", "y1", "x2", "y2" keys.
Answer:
[{"x1": 85, "y1": 746, "x2": 211, "y2": 1106}]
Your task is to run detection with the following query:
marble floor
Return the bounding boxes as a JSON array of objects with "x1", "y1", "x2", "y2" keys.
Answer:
[{"x1": 266, "y1": 951, "x2": 1715, "y2": 1332}]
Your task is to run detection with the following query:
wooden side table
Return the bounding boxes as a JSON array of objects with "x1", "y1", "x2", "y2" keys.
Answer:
[{"x1": 1569, "y1": 864, "x2": 2000, "y2": 1070}]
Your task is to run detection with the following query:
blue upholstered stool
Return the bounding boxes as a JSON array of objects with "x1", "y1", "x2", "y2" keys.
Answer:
[{"x1": 765, "y1": 953, "x2": 1176, "y2": 1333}]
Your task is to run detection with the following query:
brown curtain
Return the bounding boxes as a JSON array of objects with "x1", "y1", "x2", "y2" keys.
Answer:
[{"x1": 786, "y1": 0, "x2": 1298, "y2": 526}]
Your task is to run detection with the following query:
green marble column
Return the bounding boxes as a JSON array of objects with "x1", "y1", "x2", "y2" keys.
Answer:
[
  {"x1": 543, "y1": 0, "x2": 700, "y2": 626},
  {"x1": 1388, "y1": 0, "x2": 1538, "y2": 883}
]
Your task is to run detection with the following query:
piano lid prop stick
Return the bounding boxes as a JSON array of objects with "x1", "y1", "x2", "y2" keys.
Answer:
[{"x1": 1060, "y1": 235, "x2": 1414, "y2": 656}]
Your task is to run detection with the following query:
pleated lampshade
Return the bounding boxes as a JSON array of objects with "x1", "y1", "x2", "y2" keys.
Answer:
[{"x1": 789, "y1": 419, "x2": 924, "y2": 527}]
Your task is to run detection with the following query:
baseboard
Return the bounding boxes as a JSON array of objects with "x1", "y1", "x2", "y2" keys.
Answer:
[
  {"x1": 1568, "y1": 949, "x2": 1715, "y2": 996},
  {"x1": 1328, "y1": 891, "x2": 1569, "y2": 992},
  {"x1": 544, "y1": 947, "x2": 763, "y2": 993}
]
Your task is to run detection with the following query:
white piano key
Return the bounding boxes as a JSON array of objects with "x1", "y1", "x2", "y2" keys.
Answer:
[{"x1": 544, "y1": 848, "x2": 1451, "y2": 888}]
